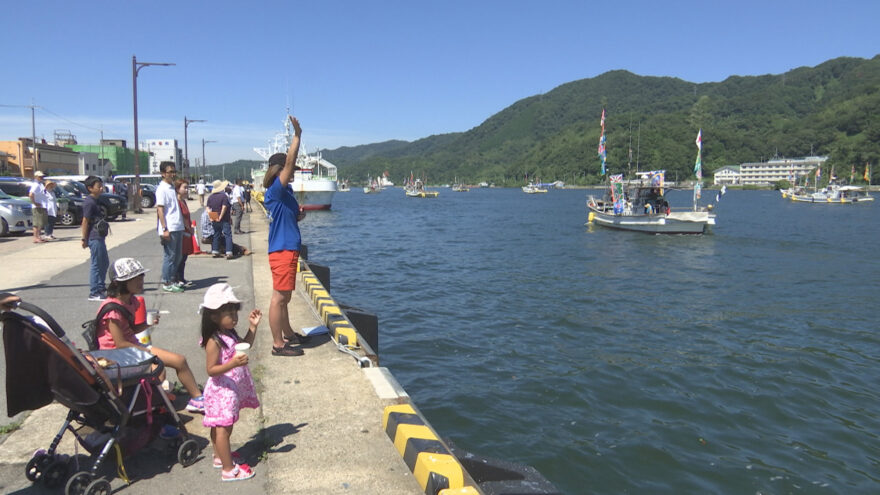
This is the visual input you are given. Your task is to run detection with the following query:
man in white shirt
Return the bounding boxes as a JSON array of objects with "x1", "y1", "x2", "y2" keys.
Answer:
[
  {"x1": 155, "y1": 162, "x2": 186, "y2": 292},
  {"x1": 196, "y1": 179, "x2": 206, "y2": 206},
  {"x1": 231, "y1": 180, "x2": 245, "y2": 234},
  {"x1": 28, "y1": 171, "x2": 50, "y2": 243}
]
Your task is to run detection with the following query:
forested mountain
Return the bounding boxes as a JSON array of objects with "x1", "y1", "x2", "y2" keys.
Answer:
[{"x1": 320, "y1": 55, "x2": 880, "y2": 186}]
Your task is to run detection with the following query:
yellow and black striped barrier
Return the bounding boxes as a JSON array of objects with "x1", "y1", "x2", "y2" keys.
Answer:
[
  {"x1": 300, "y1": 268, "x2": 361, "y2": 349},
  {"x1": 383, "y1": 404, "x2": 478, "y2": 495}
]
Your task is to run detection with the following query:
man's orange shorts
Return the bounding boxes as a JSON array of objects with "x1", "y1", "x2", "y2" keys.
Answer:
[{"x1": 269, "y1": 250, "x2": 299, "y2": 291}]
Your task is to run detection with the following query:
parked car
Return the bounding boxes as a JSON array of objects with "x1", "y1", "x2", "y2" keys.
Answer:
[
  {"x1": 0, "y1": 188, "x2": 33, "y2": 235},
  {"x1": 52, "y1": 179, "x2": 127, "y2": 220},
  {"x1": 0, "y1": 177, "x2": 71, "y2": 225},
  {"x1": 140, "y1": 183, "x2": 157, "y2": 208}
]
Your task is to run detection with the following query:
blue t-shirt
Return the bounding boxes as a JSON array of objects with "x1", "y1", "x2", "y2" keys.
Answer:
[
  {"x1": 264, "y1": 177, "x2": 302, "y2": 253},
  {"x1": 83, "y1": 195, "x2": 102, "y2": 241}
]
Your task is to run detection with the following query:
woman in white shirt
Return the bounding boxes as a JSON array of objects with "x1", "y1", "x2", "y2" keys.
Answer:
[{"x1": 44, "y1": 181, "x2": 59, "y2": 240}]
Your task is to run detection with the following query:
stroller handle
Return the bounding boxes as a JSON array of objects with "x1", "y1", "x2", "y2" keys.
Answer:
[{"x1": 16, "y1": 301, "x2": 68, "y2": 338}]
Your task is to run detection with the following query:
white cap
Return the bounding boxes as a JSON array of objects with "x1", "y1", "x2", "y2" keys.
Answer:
[{"x1": 199, "y1": 283, "x2": 241, "y2": 312}]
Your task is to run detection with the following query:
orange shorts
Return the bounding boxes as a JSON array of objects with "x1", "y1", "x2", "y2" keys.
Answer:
[{"x1": 269, "y1": 250, "x2": 299, "y2": 291}]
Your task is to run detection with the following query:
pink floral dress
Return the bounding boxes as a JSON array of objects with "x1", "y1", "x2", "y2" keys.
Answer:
[{"x1": 203, "y1": 331, "x2": 259, "y2": 428}]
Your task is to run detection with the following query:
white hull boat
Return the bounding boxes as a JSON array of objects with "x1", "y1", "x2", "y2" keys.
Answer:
[{"x1": 253, "y1": 115, "x2": 338, "y2": 210}]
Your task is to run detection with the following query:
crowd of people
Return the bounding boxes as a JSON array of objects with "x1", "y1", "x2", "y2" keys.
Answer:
[{"x1": 1, "y1": 115, "x2": 312, "y2": 482}]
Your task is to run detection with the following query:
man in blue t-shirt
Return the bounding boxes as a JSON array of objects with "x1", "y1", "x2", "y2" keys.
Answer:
[{"x1": 81, "y1": 176, "x2": 109, "y2": 301}]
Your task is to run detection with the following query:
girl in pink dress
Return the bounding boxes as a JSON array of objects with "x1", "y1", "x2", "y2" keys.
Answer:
[{"x1": 199, "y1": 283, "x2": 261, "y2": 481}]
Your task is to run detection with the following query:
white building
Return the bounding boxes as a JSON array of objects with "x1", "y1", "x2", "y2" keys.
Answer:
[
  {"x1": 77, "y1": 151, "x2": 111, "y2": 176},
  {"x1": 144, "y1": 139, "x2": 181, "y2": 174},
  {"x1": 713, "y1": 165, "x2": 741, "y2": 185},
  {"x1": 738, "y1": 156, "x2": 829, "y2": 186}
]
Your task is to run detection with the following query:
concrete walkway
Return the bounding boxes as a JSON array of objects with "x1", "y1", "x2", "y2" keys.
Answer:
[{"x1": 0, "y1": 200, "x2": 421, "y2": 494}]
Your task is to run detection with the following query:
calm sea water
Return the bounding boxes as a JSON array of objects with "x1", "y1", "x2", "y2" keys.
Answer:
[{"x1": 300, "y1": 187, "x2": 880, "y2": 494}]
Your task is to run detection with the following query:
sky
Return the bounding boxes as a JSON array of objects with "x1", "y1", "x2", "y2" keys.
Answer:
[{"x1": 2, "y1": 0, "x2": 878, "y2": 164}]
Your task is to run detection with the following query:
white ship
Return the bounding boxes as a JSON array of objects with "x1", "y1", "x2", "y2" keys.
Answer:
[{"x1": 253, "y1": 115, "x2": 338, "y2": 210}]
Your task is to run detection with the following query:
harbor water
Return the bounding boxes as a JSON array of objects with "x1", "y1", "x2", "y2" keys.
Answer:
[{"x1": 299, "y1": 187, "x2": 879, "y2": 494}]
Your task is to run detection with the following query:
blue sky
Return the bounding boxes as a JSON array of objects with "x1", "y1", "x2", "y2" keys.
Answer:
[{"x1": 2, "y1": 0, "x2": 878, "y2": 164}]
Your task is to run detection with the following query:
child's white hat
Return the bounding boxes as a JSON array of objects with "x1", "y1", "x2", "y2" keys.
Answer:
[{"x1": 199, "y1": 283, "x2": 241, "y2": 312}]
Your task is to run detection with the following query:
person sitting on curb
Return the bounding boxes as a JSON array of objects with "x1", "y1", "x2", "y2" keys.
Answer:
[
  {"x1": 199, "y1": 209, "x2": 252, "y2": 258},
  {"x1": 96, "y1": 257, "x2": 205, "y2": 413}
]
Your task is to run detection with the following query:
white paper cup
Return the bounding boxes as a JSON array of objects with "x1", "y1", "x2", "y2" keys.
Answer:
[
  {"x1": 135, "y1": 327, "x2": 152, "y2": 346},
  {"x1": 234, "y1": 343, "x2": 250, "y2": 356},
  {"x1": 146, "y1": 310, "x2": 159, "y2": 326}
]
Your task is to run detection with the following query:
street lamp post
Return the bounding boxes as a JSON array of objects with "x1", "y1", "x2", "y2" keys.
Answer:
[
  {"x1": 184, "y1": 116, "x2": 205, "y2": 177},
  {"x1": 202, "y1": 139, "x2": 217, "y2": 179},
  {"x1": 132, "y1": 55, "x2": 174, "y2": 212}
]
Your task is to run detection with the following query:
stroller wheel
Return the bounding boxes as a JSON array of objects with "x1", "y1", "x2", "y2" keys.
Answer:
[
  {"x1": 43, "y1": 460, "x2": 69, "y2": 488},
  {"x1": 84, "y1": 478, "x2": 111, "y2": 495},
  {"x1": 177, "y1": 439, "x2": 200, "y2": 467},
  {"x1": 65, "y1": 471, "x2": 92, "y2": 495},
  {"x1": 25, "y1": 453, "x2": 51, "y2": 482}
]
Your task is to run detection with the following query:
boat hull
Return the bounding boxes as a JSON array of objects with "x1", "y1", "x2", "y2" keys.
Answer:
[
  {"x1": 587, "y1": 205, "x2": 714, "y2": 234},
  {"x1": 789, "y1": 194, "x2": 874, "y2": 203}
]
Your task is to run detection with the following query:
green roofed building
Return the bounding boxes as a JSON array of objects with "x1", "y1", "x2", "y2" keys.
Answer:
[{"x1": 65, "y1": 143, "x2": 150, "y2": 176}]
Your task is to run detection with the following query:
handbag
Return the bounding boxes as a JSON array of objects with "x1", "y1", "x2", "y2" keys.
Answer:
[{"x1": 208, "y1": 210, "x2": 220, "y2": 221}]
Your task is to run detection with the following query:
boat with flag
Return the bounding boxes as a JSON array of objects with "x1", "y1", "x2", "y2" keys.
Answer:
[
  {"x1": 586, "y1": 112, "x2": 716, "y2": 234},
  {"x1": 404, "y1": 173, "x2": 438, "y2": 198},
  {"x1": 252, "y1": 113, "x2": 338, "y2": 210},
  {"x1": 784, "y1": 163, "x2": 874, "y2": 203}
]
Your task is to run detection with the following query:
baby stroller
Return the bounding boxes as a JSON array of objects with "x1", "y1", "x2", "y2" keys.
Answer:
[{"x1": 1, "y1": 301, "x2": 200, "y2": 495}]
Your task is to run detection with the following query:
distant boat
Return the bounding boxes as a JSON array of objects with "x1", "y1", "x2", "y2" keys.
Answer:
[
  {"x1": 363, "y1": 175, "x2": 381, "y2": 194},
  {"x1": 379, "y1": 173, "x2": 394, "y2": 189},
  {"x1": 252, "y1": 113, "x2": 338, "y2": 210},
  {"x1": 783, "y1": 183, "x2": 873, "y2": 203},
  {"x1": 338, "y1": 179, "x2": 350, "y2": 192},
  {"x1": 522, "y1": 183, "x2": 548, "y2": 194},
  {"x1": 478, "y1": 182, "x2": 489, "y2": 188},
  {"x1": 452, "y1": 177, "x2": 469, "y2": 192},
  {"x1": 404, "y1": 176, "x2": 438, "y2": 198}
]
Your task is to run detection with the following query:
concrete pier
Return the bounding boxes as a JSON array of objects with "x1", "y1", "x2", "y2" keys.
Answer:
[{"x1": 0, "y1": 200, "x2": 430, "y2": 494}]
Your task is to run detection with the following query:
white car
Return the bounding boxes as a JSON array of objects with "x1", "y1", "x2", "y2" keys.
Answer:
[{"x1": 0, "y1": 188, "x2": 33, "y2": 235}]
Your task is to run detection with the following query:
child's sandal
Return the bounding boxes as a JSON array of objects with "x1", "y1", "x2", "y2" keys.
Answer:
[{"x1": 221, "y1": 463, "x2": 255, "y2": 481}]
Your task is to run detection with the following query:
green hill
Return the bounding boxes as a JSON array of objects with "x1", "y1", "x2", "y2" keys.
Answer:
[{"x1": 319, "y1": 55, "x2": 880, "y2": 186}]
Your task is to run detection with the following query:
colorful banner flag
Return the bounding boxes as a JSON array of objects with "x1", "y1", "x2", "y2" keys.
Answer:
[
  {"x1": 851, "y1": 165, "x2": 855, "y2": 183},
  {"x1": 815, "y1": 166, "x2": 821, "y2": 179},
  {"x1": 693, "y1": 129, "x2": 702, "y2": 180},
  {"x1": 865, "y1": 163, "x2": 871, "y2": 183},
  {"x1": 598, "y1": 109, "x2": 607, "y2": 175}
]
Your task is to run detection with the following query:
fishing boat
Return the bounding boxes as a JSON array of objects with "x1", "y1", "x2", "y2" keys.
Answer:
[
  {"x1": 378, "y1": 173, "x2": 394, "y2": 189},
  {"x1": 363, "y1": 176, "x2": 381, "y2": 194},
  {"x1": 787, "y1": 183, "x2": 873, "y2": 203},
  {"x1": 452, "y1": 177, "x2": 469, "y2": 192},
  {"x1": 404, "y1": 177, "x2": 438, "y2": 198},
  {"x1": 252, "y1": 113, "x2": 338, "y2": 210},
  {"x1": 522, "y1": 183, "x2": 548, "y2": 194},
  {"x1": 586, "y1": 179, "x2": 716, "y2": 234},
  {"x1": 586, "y1": 112, "x2": 715, "y2": 234}
]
